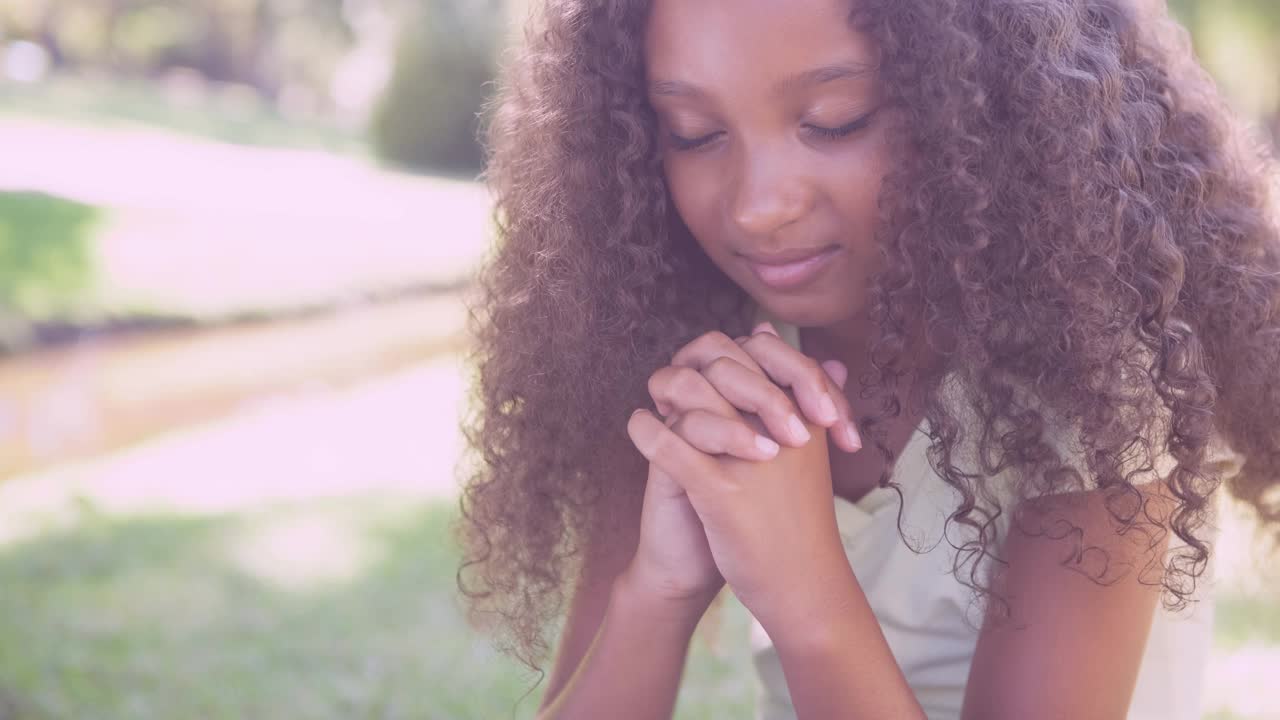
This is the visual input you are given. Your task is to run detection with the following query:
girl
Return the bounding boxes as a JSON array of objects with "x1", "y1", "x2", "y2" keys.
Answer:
[{"x1": 458, "y1": 0, "x2": 1279, "y2": 717}]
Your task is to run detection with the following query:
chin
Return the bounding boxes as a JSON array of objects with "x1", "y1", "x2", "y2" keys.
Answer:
[{"x1": 751, "y1": 289, "x2": 862, "y2": 329}]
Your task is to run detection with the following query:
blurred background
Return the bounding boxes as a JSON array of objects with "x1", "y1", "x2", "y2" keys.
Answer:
[{"x1": 0, "y1": 0, "x2": 1274, "y2": 718}]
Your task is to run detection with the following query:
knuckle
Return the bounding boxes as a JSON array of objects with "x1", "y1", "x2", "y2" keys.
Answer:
[
  {"x1": 765, "y1": 384, "x2": 795, "y2": 413},
  {"x1": 704, "y1": 355, "x2": 736, "y2": 378},
  {"x1": 801, "y1": 358, "x2": 827, "y2": 387},
  {"x1": 647, "y1": 368, "x2": 666, "y2": 396},
  {"x1": 688, "y1": 330, "x2": 731, "y2": 356},
  {"x1": 647, "y1": 370, "x2": 679, "y2": 410},
  {"x1": 670, "y1": 365, "x2": 704, "y2": 395},
  {"x1": 709, "y1": 331, "x2": 739, "y2": 353}
]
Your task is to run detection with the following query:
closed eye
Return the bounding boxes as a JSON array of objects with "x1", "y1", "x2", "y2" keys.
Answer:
[
  {"x1": 667, "y1": 108, "x2": 879, "y2": 153},
  {"x1": 803, "y1": 109, "x2": 878, "y2": 141},
  {"x1": 668, "y1": 130, "x2": 723, "y2": 152}
]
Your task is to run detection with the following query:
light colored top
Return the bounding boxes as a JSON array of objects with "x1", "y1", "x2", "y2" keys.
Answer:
[{"x1": 748, "y1": 316, "x2": 1243, "y2": 720}]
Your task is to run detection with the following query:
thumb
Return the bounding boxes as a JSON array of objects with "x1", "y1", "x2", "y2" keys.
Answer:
[{"x1": 645, "y1": 462, "x2": 688, "y2": 502}]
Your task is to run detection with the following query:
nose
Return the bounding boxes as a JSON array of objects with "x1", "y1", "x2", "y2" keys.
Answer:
[{"x1": 729, "y1": 145, "x2": 815, "y2": 237}]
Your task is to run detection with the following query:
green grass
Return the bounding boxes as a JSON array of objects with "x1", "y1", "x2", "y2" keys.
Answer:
[
  {"x1": 0, "y1": 492, "x2": 1273, "y2": 718},
  {"x1": 0, "y1": 497, "x2": 755, "y2": 719}
]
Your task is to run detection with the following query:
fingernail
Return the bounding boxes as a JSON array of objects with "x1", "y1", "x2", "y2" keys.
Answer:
[
  {"x1": 787, "y1": 414, "x2": 810, "y2": 444},
  {"x1": 847, "y1": 422, "x2": 862, "y2": 450},
  {"x1": 822, "y1": 360, "x2": 848, "y2": 390},
  {"x1": 753, "y1": 322, "x2": 779, "y2": 336},
  {"x1": 755, "y1": 435, "x2": 780, "y2": 457},
  {"x1": 817, "y1": 394, "x2": 839, "y2": 424}
]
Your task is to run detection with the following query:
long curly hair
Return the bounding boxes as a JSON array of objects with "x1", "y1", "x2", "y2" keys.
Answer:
[{"x1": 456, "y1": 0, "x2": 1280, "y2": 671}]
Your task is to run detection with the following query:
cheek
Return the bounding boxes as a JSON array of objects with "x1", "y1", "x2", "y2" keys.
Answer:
[
  {"x1": 836, "y1": 170, "x2": 883, "y2": 237},
  {"x1": 827, "y1": 139, "x2": 891, "y2": 244},
  {"x1": 662, "y1": 158, "x2": 722, "y2": 250}
]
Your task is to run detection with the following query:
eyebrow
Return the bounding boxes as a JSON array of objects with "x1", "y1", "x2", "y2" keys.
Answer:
[{"x1": 648, "y1": 60, "x2": 874, "y2": 99}]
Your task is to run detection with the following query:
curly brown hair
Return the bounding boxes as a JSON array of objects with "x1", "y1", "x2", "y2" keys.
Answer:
[{"x1": 455, "y1": 0, "x2": 1280, "y2": 671}]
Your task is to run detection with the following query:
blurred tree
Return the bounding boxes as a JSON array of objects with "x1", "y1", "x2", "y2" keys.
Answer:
[
  {"x1": 0, "y1": 0, "x2": 357, "y2": 108},
  {"x1": 369, "y1": 0, "x2": 502, "y2": 174},
  {"x1": 0, "y1": 192, "x2": 98, "y2": 351},
  {"x1": 0, "y1": 1, "x2": 1271, "y2": 152},
  {"x1": 1169, "y1": 0, "x2": 1280, "y2": 147}
]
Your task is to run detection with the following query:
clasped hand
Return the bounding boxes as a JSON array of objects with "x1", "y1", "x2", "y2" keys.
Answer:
[{"x1": 624, "y1": 322, "x2": 865, "y2": 633}]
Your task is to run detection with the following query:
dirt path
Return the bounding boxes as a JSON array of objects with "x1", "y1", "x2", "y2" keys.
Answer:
[{"x1": 0, "y1": 293, "x2": 468, "y2": 479}]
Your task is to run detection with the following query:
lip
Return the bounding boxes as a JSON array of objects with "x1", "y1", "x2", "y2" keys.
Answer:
[
  {"x1": 740, "y1": 245, "x2": 838, "y2": 265},
  {"x1": 742, "y1": 245, "x2": 841, "y2": 291}
]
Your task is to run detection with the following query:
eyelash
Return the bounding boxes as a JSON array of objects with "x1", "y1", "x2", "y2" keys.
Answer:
[{"x1": 668, "y1": 111, "x2": 876, "y2": 152}]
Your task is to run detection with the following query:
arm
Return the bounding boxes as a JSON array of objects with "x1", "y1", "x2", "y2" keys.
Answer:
[
  {"x1": 535, "y1": 477, "x2": 712, "y2": 720},
  {"x1": 768, "y1": 559, "x2": 926, "y2": 720},
  {"x1": 760, "y1": 484, "x2": 1168, "y2": 720},
  {"x1": 535, "y1": 482, "x2": 639, "y2": 710},
  {"x1": 960, "y1": 484, "x2": 1170, "y2": 719},
  {"x1": 537, "y1": 568, "x2": 713, "y2": 720}
]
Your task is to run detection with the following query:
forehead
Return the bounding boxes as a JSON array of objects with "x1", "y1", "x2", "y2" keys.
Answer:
[{"x1": 644, "y1": 0, "x2": 873, "y2": 86}]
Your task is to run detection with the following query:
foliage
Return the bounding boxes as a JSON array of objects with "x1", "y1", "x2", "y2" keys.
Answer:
[
  {"x1": 0, "y1": 192, "x2": 99, "y2": 348},
  {"x1": 0, "y1": 0, "x2": 353, "y2": 109},
  {"x1": 1169, "y1": 0, "x2": 1280, "y2": 144},
  {"x1": 368, "y1": 1, "x2": 502, "y2": 174}
]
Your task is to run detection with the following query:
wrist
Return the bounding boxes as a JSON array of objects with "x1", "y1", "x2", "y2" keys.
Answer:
[
  {"x1": 755, "y1": 559, "x2": 865, "y2": 652},
  {"x1": 613, "y1": 566, "x2": 720, "y2": 630}
]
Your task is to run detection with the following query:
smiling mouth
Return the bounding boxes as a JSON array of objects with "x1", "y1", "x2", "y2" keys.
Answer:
[
  {"x1": 739, "y1": 245, "x2": 838, "y2": 265},
  {"x1": 742, "y1": 245, "x2": 842, "y2": 291}
]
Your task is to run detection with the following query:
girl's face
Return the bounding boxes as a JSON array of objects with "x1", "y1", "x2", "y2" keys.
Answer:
[{"x1": 644, "y1": 0, "x2": 892, "y2": 328}]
